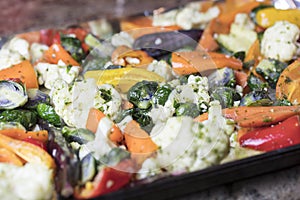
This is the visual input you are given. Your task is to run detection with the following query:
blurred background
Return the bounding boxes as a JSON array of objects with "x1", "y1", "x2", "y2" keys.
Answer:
[{"x1": 0, "y1": 0, "x2": 196, "y2": 36}]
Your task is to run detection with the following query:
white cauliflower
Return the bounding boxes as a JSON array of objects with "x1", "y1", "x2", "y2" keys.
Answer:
[
  {"x1": 35, "y1": 60, "x2": 80, "y2": 89},
  {"x1": 30, "y1": 42, "x2": 48, "y2": 63},
  {"x1": 261, "y1": 21, "x2": 300, "y2": 62},
  {"x1": 50, "y1": 79, "x2": 121, "y2": 128},
  {"x1": 0, "y1": 163, "x2": 54, "y2": 200},
  {"x1": 50, "y1": 79, "x2": 98, "y2": 128},
  {"x1": 0, "y1": 37, "x2": 30, "y2": 70},
  {"x1": 216, "y1": 13, "x2": 257, "y2": 53},
  {"x1": 94, "y1": 84, "x2": 122, "y2": 120},
  {"x1": 169, "y1": 75, "x2": 210, "y2": 106},
  {"x1": 138, "y1": 101, "x2": 230, "y2": 178},
  {"x1": 147, "y1": 60, "x2": 174, "y2": 82},
  {"x1": 152, "y1": 2, "x2": 219, "y2": 29},
  {"x1": 149, "y1": 75, "x2": 210, "y2": 124},
  {"x1": 111, "y1": 31, "x2": 134, "y2": 48},
  {"x1": 176, "y1": 4, "x2": 220, "y2": 30}
]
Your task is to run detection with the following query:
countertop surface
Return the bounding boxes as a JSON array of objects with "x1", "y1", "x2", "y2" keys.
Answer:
[{"x1": 1, "y1": 0, "x2": 300, "y2": 199}]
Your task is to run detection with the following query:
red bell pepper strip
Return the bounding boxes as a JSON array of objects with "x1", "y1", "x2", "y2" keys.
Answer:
[
  {"x1": 239, "y1": 115, "x2": 300, "y2": 152},
  {"x1": 74, "y1": 159, "x2": 135, "y2": 199},
  {"x1": 23, "y1": 138, "x2": 47, "y2": 151},
  {"x1": 40, "y1": 29, "x2": 61, "y2": 46}
]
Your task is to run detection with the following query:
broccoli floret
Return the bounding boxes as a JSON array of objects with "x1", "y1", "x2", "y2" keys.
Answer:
[
  {"x1": 152, "y1": 84, "x2": 173, "y2": 106},
  {"x1": 127, "y1": 80, "x2": 158, "y2": 109},
  {"x1": 0, "y1": 109, "x2": 37, "y2": 130},
  {"x1": 255, "y1": 58, "x2": 287, "y2": 89},
  {"x1": 211, "y1": 87, "x2": 241, "y2": 108},
  {"x1": 37, "y1": 103, "x2": 62, "y2": 127}
]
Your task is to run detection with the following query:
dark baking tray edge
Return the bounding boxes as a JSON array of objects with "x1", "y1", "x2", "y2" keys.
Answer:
[{"x1": 94, "y1": 144, "x2": 300, "y2": 200}]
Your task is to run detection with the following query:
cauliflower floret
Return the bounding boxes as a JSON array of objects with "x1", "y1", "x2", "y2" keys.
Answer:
[
  {"x1": 35, "y1": 60, "x2": 80, "y2": 89},
  {"x1": 51, "y1": 79, "x2": 121, "y2": 128},
  {"x1": 111, "y1": 31, "x2": 134, "y2": 48},
  {"x1": 216, "y1": 13, "x2": 257, "y2": 53},
  {"x1": 149, "y1": 75, "x2": 209, "y2": 124},
  {"x1": 50, "y1": 79, "x2": 98, "y2": 128},
  {"x1": 30, "y1": 43, "x2": 48, "y2": 63},
  {"x1": 147, "y1": 60, "x2": 174, "y2": 82},
  {"x1": 152, "y1": 2, "x2": 219, "y2": 30},
  {"x1": 138, "y1": 101, "x2": 230, "y2": 177},
  {"x1": 0, "y1": 37, "x2": 30, "y2": 70},
  {"x1": 176, "y1": 4, "x2": 220, "y2": 30},
  {"x1": 261, "y1": 21, "x2": 300, "y2": 62},
  {"x1": 152, "y1": 9, "x2": 178, "y2": 27},
  {"x1": 169, "y1": 75, "x2": 210, "y2": 106},
  {"x1": 0, "y1": 163, "x2": 54, "y2": 200},
  {"x1": 95, "y1": 84, "x2": 122, "y2": 120}
]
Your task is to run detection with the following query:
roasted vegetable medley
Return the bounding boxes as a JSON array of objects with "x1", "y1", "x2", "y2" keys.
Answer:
[{"x1": 1, "y1": 0, "x2": 300, "y2": 199}]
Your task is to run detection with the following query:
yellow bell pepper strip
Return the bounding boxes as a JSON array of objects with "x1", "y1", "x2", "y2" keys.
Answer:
[
  {"x1": 256, "y1": 7, "x2": 300, "y2": 28},
  {"x1": 0, "y1": 60, "x2": 38, "y2": 89},
  {"x1": 84, "y1": 68, "x2": 165, "y2": 93},
  {"x1": 171, "y1": 51, "x2": 243, "y2": 75},
  {"x1": 0, "y1": 133, "x2": 56, "y2": 169},
  {"x1": 74, "y1": 159, "x2": 135, "y2": 199},
  {"x1": 239, "y1": 115, "x2": 300, "y2": 152},
  {"x1": 276, "y1": 60, "x2": 300, "y2": 104},
  {"x1": 0, "y1": 148, "x2": 25, "y2": 166}
]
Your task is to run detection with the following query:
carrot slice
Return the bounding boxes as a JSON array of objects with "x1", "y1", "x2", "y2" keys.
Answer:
[
  {"x1": 194, "y1": 106, "x2": 300, "y2": 126},
  {"x1": 120, "y1": 16, "x2": 180, "y2": 39},
  {"x1": 111, "y1": 46, "x2": 154, "y2": 68},
  {"x1": 0, "y1": 134, "x2": 55, "y2": 169},
  {"x1": 0, "y1": 129, "x2": 48, "y2": 143},
  {"x1": 214, "y1": 1, "x2": 262, "y2": 34},
  {"x1": 0, "y1": 148, "x2": 25, "y2": 166},
  {"x1": 86, "y1": 108, "x2": 123, "y2": 144},
  {"x1": 16, "y1": 31, "x2": 41, "y2": 44},
  {"x1": 198, "y1": 19, "x2": 219, "y2": 52},
  {"x1": 124, "y1": 120, "x2": 158, "y2": 154},
  {"x1": 276, "y1": 60, "x2": 300, "y2": 104},
  {"x1": 86, "y1": 108, "x2": 106, "y2": 133},
  {"x1": 234, "y1": 70, "x2": 248, "y2": 88},
  {"x1": 236, "y1": 109, "x2": 299, "y2": 127},
  {"x1": 171, "y1": 51, "x2": 242, "y2": 75},
  {"x1": 43, "y1": 43, "x2": 80, "y2": 66},
  {"x1": 0, "y1": 60, "x2": 38, "y2": 89}
]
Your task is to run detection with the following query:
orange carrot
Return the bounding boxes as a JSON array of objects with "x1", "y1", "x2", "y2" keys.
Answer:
[
  {"x1": 234, "y1": 70, "x2": 248, "y2": 88},
  {"x1": 0, "y1": 129, "x2": 48, "y2": 143},
  {"x1": 122, "y1": 100, "x2": 134, "y2": 110},
  {"x1": 276, "y1": 60, "x2": 300, "y2": 103},
  {"x1": 0, "y1": 60, "x2": 38, "y2": 89},
  {"x1": 86, "y1": 108, "x2": 106, "y2": 133},
  {"x1": 112, "y1": 48, "x2": 154, "y2": 68},
  {"x1": 236, "y1": 109, "x2": 300, "y2": 127},
  {"x1": 171, "y1": 51, "x2": 242, "y2": 75},
  {"x1": 195, "y1": 106, "x2": 300, "y2": 126},
  {"x1": 43, "y1": 43, "x2": 80, "y2": 66},
  {"x1": 215, "y1": 1, "x2": 262, "y2": 34},
  {"x1": 16, "y1": 31, "x2": 40, "y2": 44},
  {"x1": 245, "y1": 39, "x2": 262, "y2": 67},
  {"x1": 120, "y1": 16, "x2": 180, "y2": 38},
  {"x1": 0, "y1": 148, "x2": 25, "y2": 166},
  {"x1": 86, "y1": 108, "x2": 123, "y2": 144},
  {"x1": 198, "y1": 19, "x2": 219, "y2": 51},
  {"x1": 0, "y1": 134, "x2": 56, "y2": 169},
  {"x1": 124, "y1": 120, "x2": 158, "y2": 154}
]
